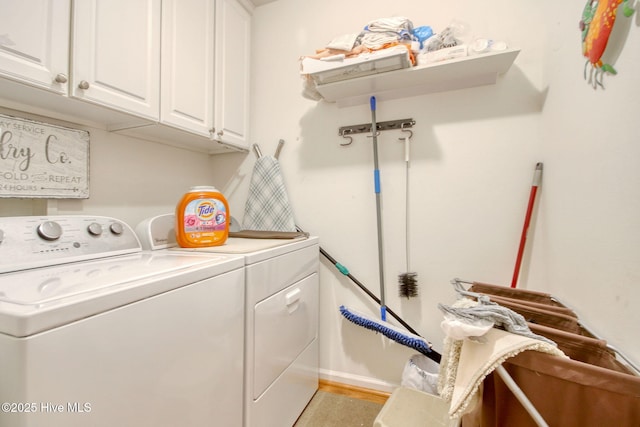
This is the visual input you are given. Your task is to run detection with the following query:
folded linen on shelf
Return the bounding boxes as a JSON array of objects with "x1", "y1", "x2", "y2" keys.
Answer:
[
  {"x1": 365, "y1": 16, "x2": 414, "y2": 33},
  {"x1": 344, "y1": 16, "x2": 415, "y2": 50},
  {"x1": 300, "y1": 44, "x2": 411, "y2": 86},
  {"x1": 325, "y1": 33, "x2": 360, "y2": 52},
  {"x1": 299, "y1": 15, "x2": 418, "y2": 100}
]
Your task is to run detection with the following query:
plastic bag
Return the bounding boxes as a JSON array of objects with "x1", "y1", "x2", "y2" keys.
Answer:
[
  {"x1": 423, "y1": 20, "x2": 471, "y2": 52},
  {"x1": 401, "y1": 353, "x2": 440, "y2": 395},
  {"x1": 413, "y1": 25, "x2": 434, "y2": 49}
]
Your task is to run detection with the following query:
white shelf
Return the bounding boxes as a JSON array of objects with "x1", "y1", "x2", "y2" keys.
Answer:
[{"x1": 315, "y1": 48, "x2": 520, "y2": 108}]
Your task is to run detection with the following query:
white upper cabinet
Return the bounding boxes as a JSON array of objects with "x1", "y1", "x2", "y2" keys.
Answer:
[
  {"x1": 160, "y1": 0, "x2": 215, "y2": 137},
  {"x1": 115, "y1": 0, "x2": 251, "y2": 153},
  {"x1": 71, "y1": 0, "x2": 161, "y2": 121},
  {"x1": 0, "y1": 0, "x2": 70, "y2": 94},
  {"x1": 0, "y1": 0, "x2": 250, "y2": 154},
  {"x1": 214, "y1": 0, "x2": 251, "y2": 150}
]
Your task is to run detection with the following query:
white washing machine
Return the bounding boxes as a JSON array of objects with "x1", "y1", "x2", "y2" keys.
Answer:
[
  {"x1": 0, "y1": 215, "x2": 246, "y2": 427},
  {"x1": 137, "y1": 214, "x2": 320, "y2": 427}
]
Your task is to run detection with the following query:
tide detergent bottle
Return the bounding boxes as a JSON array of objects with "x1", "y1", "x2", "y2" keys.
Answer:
[{"x1": 175, "y1": 186, "x2": 229, "y2": 247}]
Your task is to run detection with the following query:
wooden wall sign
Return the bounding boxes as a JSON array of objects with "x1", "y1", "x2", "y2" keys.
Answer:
[{"x1": 0, "y1": 114, "x2": 90, "y2": 199}]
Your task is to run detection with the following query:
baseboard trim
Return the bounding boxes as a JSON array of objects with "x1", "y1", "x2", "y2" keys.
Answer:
[
  {"x1": 319, "y1": 379, "x2": 390, "y2": 405},
  {"x1": 318, "y1": 368, "x2": 398, "y2": 393}
]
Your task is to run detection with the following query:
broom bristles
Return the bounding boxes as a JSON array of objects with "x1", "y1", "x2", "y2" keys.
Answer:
[{"x1": 399, "y1": 272, "x2": 418, "y2": 298}]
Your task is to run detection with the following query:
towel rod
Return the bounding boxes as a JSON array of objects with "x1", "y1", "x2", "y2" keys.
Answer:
[
  {"x1": 339, "y1": 118, "x2": 415, "y2": 139},
  {"x1": 452, "y1": 278, "x2": 640, "y2": 375},
  {"x1": 551, "y1": 296, "x2": 640, "y2": 375},
  {"x1": 495, "y1": 366, "x2": 549, "y2": 427}
]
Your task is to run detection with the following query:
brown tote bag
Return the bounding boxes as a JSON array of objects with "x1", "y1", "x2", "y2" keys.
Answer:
[
  {"x1": 462, "y1": 350, "x2": 640, "y2": 427},
  {"x1": 463, "y1": 282, "x2": 640, "y2": 426}
]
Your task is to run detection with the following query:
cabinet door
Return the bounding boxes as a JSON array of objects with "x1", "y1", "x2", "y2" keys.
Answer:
[
  {"x1": 214, "y1": 0, "x2": 250, "y2": 150},
  {"x1": 0, "y1": 0, "x2": 70, "y2": 94},
  {"x1": 160, "y1": 0, "x2": 215, "y2": 137},
  {"x1": 71, "y1": 0, "x2": 160, "y2": 120}
]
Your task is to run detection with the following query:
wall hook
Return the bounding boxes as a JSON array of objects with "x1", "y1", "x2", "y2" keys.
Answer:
[
  {"x1": 338, "y1": 118, "x2": 415, "y2": 142},
  {"x1": 400, "y1": 121, "x2": 413, "y2": 140},
  {"x1": 340, "y1": 129, "x2": 354, "y2": 146}
]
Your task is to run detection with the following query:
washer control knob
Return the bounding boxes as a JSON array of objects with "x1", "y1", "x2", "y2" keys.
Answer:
[
  {"x1": 109, "y1": 222, "x2": 124, "y2": 235},
  {"x1": 37, "y1": 221, "x2": 63, "y2": 241},
  {"x1": 87, "y1": 222, "x2": 103, "y2": 236}
]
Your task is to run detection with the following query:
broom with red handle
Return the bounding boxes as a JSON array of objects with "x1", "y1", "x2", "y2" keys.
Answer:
[{"x1": 511, "y1": 162, "x2": 543, "y2": 288}]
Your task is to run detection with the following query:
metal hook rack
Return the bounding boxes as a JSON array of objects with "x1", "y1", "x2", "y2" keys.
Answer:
[
  {"x1": 339, "y1": 118, "x2": 415, "y2": 145},
  {"x1": 399, "y1": 121, "x2": 413, "y2": 140}
]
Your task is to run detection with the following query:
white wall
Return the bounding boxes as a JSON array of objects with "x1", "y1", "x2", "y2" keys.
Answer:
[
  {"x1": 535, "y1": 1, "x2": 640, "y2": 360},
  {"x1": 1, "y1": 0, "x2": 637, "y2": 394},
  {"x1": 0, "y1": 106, "x2": 243, "y2": 228},
  {"x1": 226, "y1": 0, "x2": 640, "y2": 390}
]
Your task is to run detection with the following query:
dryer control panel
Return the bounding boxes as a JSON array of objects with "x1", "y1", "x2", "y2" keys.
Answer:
[{"x1": 0, "y1": 215, "x2": 141, "y2": 273}]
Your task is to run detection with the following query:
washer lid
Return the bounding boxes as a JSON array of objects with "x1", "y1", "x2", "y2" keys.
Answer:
[{"x1": 0, "y1": 251, "x2": 244, "y2": 337}]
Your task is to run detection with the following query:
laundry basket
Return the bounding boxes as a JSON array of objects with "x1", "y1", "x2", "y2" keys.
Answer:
[
  {"x1": 374, "y1": 386, "x2": 459, "y2": 427},
  {"x1": 462, "y1": 350, "x2": 640, "y2": 427},
  {"x1": 462, "y1": 281, "x2": 640, "y2": 426}
]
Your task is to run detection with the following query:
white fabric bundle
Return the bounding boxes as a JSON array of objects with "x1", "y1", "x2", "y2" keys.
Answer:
[
  {"x1": 361, "y1": 16, "x2": 414, "y2": 50},
  {"x1": 325, "y1": 33, "x2": 359, "y2": 51},
  {"x1": 366, "y1": 16, "x2": 413, "y2": 33}
]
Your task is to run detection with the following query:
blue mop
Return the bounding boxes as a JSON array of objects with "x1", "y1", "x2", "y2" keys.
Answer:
[
  {"x1": 339, "y1": 305, "x2": 439, "y2": 360},
  {"x1": 336, "y1": 97, "x2": 441, "y2": 364},
  {"x1": 311, "y1": 241, "x2": 441, "y2": 362}
]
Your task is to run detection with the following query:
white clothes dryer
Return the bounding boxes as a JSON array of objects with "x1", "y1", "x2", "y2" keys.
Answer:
[
  {"x1": 0, "y1": 215, "x2": 246, "y2": 427},
  {"x1": 137, "y1": 214, "x2": 320, "y2": 427}
]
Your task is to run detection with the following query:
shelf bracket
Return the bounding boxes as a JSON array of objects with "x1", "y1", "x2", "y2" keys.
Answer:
[{"x1": 339, "y1": 118, "x2": 415, "y2": 145}]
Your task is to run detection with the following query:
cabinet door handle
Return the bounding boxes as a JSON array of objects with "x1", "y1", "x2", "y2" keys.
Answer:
[
  {"x1": 217, "y1": 130, "x2": 224, "y2": 138},
  {"x1": 54, "y1": 73, "x2": 68, "y2": 84},
  {"x1": 78, "y1": 80, "x2": 90, "y2": 90}
]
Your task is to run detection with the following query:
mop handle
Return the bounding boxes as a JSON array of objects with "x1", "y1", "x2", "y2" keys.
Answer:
[
  {"x1": 511, "y1": 162, "x2": 543, "y2": 288},
  {"x1": 370, "y1": 96, "x2": 386, "y2": 321}
]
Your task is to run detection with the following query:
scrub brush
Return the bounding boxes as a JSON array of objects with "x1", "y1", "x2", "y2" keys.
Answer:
[{"x1": 398, "y1": 130, "x2": 418, "y2": 298}]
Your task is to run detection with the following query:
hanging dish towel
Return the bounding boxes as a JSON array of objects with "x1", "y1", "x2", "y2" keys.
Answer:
[
  {"x1": 442, "y1": 327, "x2": 566, "y2": 418},
  {"x1": 243, "y1": 155, "x2": 297, "y2": 232},
  {"x1": 437, "y1": 294, "x2": 566, "y2": 419}
]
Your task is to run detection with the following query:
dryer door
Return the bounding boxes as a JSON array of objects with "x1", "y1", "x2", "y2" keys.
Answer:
[{"x1": 252, "y1": 273, "x2": 318, "y2": 399}]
